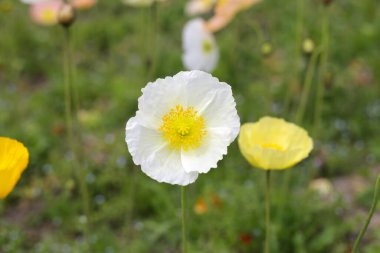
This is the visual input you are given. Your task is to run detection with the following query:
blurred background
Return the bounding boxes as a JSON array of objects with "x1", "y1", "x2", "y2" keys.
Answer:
[{"x1": 0, "y1": 0, "x2": 379, "y2": 252}]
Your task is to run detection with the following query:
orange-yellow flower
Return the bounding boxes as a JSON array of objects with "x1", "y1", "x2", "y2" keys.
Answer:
[
  {"x1": 194, "y1": 197, "x2": 208, "y2": 214},
  {"x1": 0, "y1": 137, "x2": 29, "y2": 199},
  {"x1": 238, "y1": 117, "x2": 313, "y2": 170},
  {"x1": 204, "y1": 0, "x2": 261, "y2": 32}
]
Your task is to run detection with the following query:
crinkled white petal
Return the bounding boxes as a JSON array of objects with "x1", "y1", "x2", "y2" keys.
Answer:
[
  {"x1": 141, "y1": 146, "x2": 199, "y2": 186},
  {"x1": 182, "y1": 18, "x2": 219, "y2": 73},
  {"x1": 135, "y1": 74, "x2": 189, "y2": 129},
  {"x1": 126, "y1": 116, "x2": 167, "y2": 165},
  {"x1": 181, "y1": 128, "x2": 232, "y2": 173},
  {"x1": 183, "y1": 71, "x2": 240, "y2": 142},
  {"x1": 126, "y1": 116, "x2": 198, "y2": 185}
]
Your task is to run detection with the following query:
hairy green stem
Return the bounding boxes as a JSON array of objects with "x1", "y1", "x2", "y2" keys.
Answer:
[
  {"x1": 352, "y1": 174, "x2": 380, "y2": 253},
  {"x1": 63, "y1": 27, "x2": 91, "y2": 250},
  {"x1": 314, "y1": 8, "x2": 330, "y2": 136},
  {"x1": 295, "y1": 49, "x2": 321, "y2": 124},
  {"x1": 181, "y1": 186, "x2": 188, "y2": 253},
  {"x1": 264, "y1": 170, "x2": 272, "y2": 253},
  {"x1": 283, "y1": 0, "x2": 304, "y2": 117}
]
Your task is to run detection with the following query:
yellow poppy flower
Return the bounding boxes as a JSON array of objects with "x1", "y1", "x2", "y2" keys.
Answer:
[
  {"x1": 238, "y1": 117, "x2": 313, "y2": 170},
  {"x1": 0, "y1": 137, "x2": 29, "y2": 199}
]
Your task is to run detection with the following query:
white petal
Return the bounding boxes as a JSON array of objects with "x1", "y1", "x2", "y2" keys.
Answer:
[
  {"x1": 183, "y1": 71, "x2": 240, "y2": 142},
  {"x1": 126, "y1": 116, "x2": 198, "y2": 186},
  {"x1": 181, "y1": 128, "x2": 232, "y2": 173},
  {"x1": 125, "y1": 116, "x2": 167, "y2": 165},
  {"x1": 135, "y1": 75, "x2": 188, "y2": 129},
  {"x1": 141, "y1": 147, "x2": 198, "y2": 186}
]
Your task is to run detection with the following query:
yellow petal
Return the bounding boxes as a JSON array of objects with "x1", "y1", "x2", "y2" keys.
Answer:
[
  {"x1": 238, "y1": 117, "x2": 313, "y2": 170},
  {"x1": 0, "y1": 137, "x2": 29, "y2": 199}
]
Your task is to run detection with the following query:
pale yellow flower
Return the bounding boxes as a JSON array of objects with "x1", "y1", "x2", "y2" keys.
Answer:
[
  {"x1": 238, "y1": 117, "x2": 313, "y2": 170},
  {"x1": 0, "y1": 137, "x2": 29, "y2": 199}
]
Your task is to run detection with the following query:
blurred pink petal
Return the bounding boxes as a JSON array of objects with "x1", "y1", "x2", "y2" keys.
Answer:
[
  {"x1": 71, "y1": 0, "x2": 97, "y2": 10},
  {"x1": 30, "y1": 0, "x2": 63, "y2": 26}
]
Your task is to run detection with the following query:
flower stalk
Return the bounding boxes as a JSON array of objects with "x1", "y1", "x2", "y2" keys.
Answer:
[
  {"x1": 63, "y1": 24, "x2": 91, "y2": 251},
  {"x1": 295, "y1": 48, "x2": 321, "y2": 124},
  {"x1": 181, "y1": 186, "x2": 188, "y2": 253},
  {"x1": 264, "y1": 170, "x2": 271, "y2": 253},
  {"x1": 352, "y1": 174, "x2": 380, "y2": 253},
  {"x1": 314, "y1": 6, "x2": 330, "y2": 136}
]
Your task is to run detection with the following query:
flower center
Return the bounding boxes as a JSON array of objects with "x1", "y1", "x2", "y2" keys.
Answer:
[
  {"x1": 42, "y1": 9, "x2": 56, "y2": 23},
  {"x1": 260, "y1": 143, "x2": 284, "y2": 151},
  {"x1": 159, "y1": 105, "x2": 206, "y2": 151},
  {"x1": 202, "y1": 40, "x2": 213, "y2": 54}
]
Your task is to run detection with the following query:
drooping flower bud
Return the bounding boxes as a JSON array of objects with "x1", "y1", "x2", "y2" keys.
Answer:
[
  {"x1": 261, "y1": 41, "x2": 273, "y2": 57},
  {"x1": 302, "y1": 38, "x2": 315, "y2": 55},
  {"x1": 58, "y1": 3, "x2": 75, "y2": 27}
]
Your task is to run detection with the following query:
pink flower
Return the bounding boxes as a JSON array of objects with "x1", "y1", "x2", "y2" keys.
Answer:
[
  {"x1": 30, "y1": 0, "x2": 63, "y2": 26},
  {"x1": 71, "y1": 0, "x2": 97, "y2": 10}
]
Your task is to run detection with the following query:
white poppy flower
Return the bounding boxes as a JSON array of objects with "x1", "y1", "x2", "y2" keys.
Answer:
[
  {"x1": 185, "y1": 0, "x2": 216, "y2": 16},
  {"x1": 125, "y1": 71, "x2": 240, "y2": 186},
  {"x1": 21, "y1": 0, "x2": 49, "y2": 4},
  {"x1": 182, "y1": 18, "x2": 219, "y2": 73},
  {"x1": 122, "y1": 0, "x2": 166, "y2": 7}
]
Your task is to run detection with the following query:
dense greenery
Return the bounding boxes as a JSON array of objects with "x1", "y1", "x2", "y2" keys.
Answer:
[{"x1": 0, "y1": 0, "x2": 379, "y2": 252}]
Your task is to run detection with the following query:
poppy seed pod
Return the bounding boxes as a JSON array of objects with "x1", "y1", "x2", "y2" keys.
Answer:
[{"x1": 58, "y1": 3, "x2": 75, "y2": 27}]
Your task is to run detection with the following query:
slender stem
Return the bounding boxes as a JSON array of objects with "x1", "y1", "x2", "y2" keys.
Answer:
[
  {"x1": 264, "y1": 170, "x2": 271, "y2": 253},
  {"x1": 181, "y1": 186, "x2": 188, "y2": 253},
  {"x1": 314, "y1": 7, "x2": 330, "y2": 136},
  {"x1": 295, "y1": 48, "x2": 321, "y2": 124},
  {"x1": 63, "y1": 28, "x2": 73, "y2": 143},
  {"x1": 63, "y1": 27, "x2": 91, "y2": 251},
  {"x1": 283, "y1": 0, "x2": 304, "y2": 117},
  {"x1": 352, "y1": 174, "x2": 380, "y2": 253}
]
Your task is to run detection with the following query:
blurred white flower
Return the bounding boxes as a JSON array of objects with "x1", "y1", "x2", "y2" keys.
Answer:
[
  {"x1": 125, "y1": 71, "x2": 240, "y2": 186},
  {"x1": 309, "y1": 178, "x2": 333, "y2": 196},
  {"x1": 122, "y1": 0, "x2": 166, "y2": 7},
  {"x1": 182, "y1": 18, "x2": 219, "y2": 73},
  {"x1": 185, "y1": 0, "x2": 216, "y2": 16},
  {"x1": 21, "y1": 0, "x2": 49, "y2": 4}
]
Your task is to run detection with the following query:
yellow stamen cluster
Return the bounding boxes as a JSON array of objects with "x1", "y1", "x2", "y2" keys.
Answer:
[
  {"x1": 260, "y1": 143, "x2": 285, "y2": 151},
  {"x1": 42, "y1": 9, "x2": 56, "y2": 23},
  {"x1": 159, "y1": 105, "x2": 206, "y2": 151},
  {"x1": 202, "y1": 39, "x2": 213, "y2": 54}
]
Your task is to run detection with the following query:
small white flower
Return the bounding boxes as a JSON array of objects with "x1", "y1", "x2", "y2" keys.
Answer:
[
  {"x1": 182, "y1": 18, "x2": 219, "y2": 73},
  {"x1": 122, "y1": 0, "x2": 166, "y2": 7},
  {"x1": 21, "y1": 0, "x2": 49, "y2": 4},
  {"x1": 126, "y1": 71, "x2": 240, "y2": 186},
  {"x1": 185, "y1": 0, "x2": 215, "y2": 16}
]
